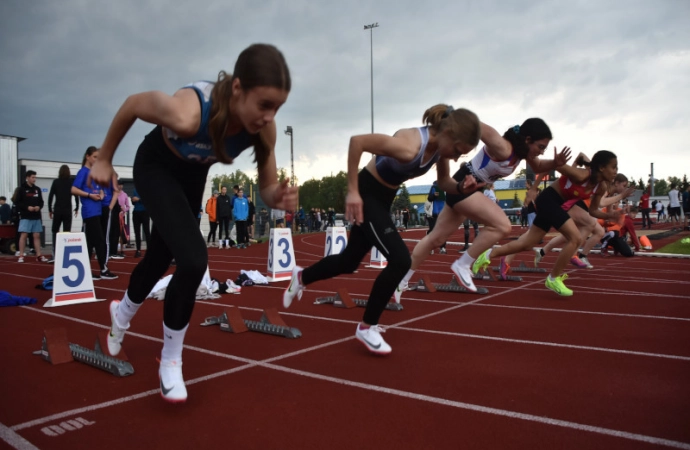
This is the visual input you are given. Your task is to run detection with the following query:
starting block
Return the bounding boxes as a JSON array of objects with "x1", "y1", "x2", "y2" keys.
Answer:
[
  {"x1": 490, "y1": 261, "x2": 546, "y2": 273},
  {"x1": 33, "y1": 328, "x2": 134, "y2": 377},
  {"x1": 411, "y1": 274, "x2": 489, "y2": 295},
  {"x1": 201, "y1": 307, "x2": 301, "y2": 339},
  {"x1": 314, "y1": 289, "x2": 403, "y2": 311},
  {"x1": 473, "y1": 268, "x2": 522, "y2": 282}
]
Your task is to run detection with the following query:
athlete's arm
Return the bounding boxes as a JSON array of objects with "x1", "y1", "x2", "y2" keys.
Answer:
[
  {"x1": 589, "y1": 183, "x2": 619, "y2": 221},
  {"x1": 556, "y1": 163, "x2": 590, "y2": 184},
  {"x1": 346, "y1": 131, "x2": 419, "y2": 224},
  {"x1": 527, "y1": 146, "x2": 571, "y2": 173},
  {"x1": 92, "y1": 89, "x2": 201, "y2": 185},
  {"x1": 479, "y1": 122, "x2": 511, "y2": 160}
]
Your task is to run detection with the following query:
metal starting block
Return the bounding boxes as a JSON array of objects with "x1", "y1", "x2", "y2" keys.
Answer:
[
  {"x1": 201, "y1": 307, "x2": 302, "y2": 339},
  {"x1": 33, "y1": 328, "x2": 134, "y2": 377},
  {"x1": 412, "y1": 274, "x2": 489, "y2": 295},
  {"x1": 314, "y1": 289, "x2": 403, "y2": 311},
  {"x1": 490, "y1": 261, "x2": 546, "y2": 273},
  {"x1": 473, "y1": 268, "x2": 522, "y2": 282}
]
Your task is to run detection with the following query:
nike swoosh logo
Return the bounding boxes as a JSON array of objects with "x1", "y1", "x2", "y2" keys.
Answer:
[
  {"x1": 360, "y1": 336, "x2": 381, "y2": 349},
  {"x1": 161, "y1": 381, "x2": 174, "y2": 396},
  {"x1": 165, "y1": 334, "x2": 172, "y2": 339}
]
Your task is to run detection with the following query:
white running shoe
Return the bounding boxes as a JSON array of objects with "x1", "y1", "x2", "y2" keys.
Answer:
[
  {"x1": 579, "y1": 256, "x2": 593, "y2": 269},
  {"x1": 355, "y1": 324, "x2": 392, "y2": 355},
  {"x1": 451, "y1": 260, "x2": 477, "y2": 293},
  {"x1": 534, "y1": 248, "x2": 543, "y2": 268},
  {"x1": 393, "y1": 280, "x2": 408, "y2": 304},
  {"x1": 159, "y1": 359, "x2": 187, "y2": 403},
  {"x1": 107, "y1": 300, "x2": 129, "y2": 356},
  {"x1": 282, "y1": 266, "x2": 304, "y2": 309}
]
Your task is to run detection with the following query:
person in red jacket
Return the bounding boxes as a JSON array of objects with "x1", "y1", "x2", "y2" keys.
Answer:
[{"x1": 639, "y1": 187, "x2": 652, "y2": 229}]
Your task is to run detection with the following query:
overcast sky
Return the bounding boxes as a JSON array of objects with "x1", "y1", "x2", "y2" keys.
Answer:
[{"x1": 2, "y1": 0, "x2": 689, "y2": 189}]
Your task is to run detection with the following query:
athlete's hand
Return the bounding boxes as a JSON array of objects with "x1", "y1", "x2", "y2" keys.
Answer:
[
  {"x1": 622, "y1": 186, "x2": 636, "y2": 199},
  {"x1": 607, "y1": 210, "x2": 623, "y2": 222},
  {"x1": 346, "y1": 191, "x2": 364, "y2": 226},
  {"x1": 272, "y1": 178, "x2": 299, "y2": 211},
  {"x1": 459, "y1": 175, "x2": 486, "y2": 195},
  {"x1": 554, "y1": 146, "x2": 571, "y2": 167},
  {"x1": 88, "y1": 159, "x2": 116, "y2": 189}
]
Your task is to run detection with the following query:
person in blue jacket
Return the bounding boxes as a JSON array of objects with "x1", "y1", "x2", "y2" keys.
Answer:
[{"x1": 233, "y1": 188, "x2": 249, "y2": 248}]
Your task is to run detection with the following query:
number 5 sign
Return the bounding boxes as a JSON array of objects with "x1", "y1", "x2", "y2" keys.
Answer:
[
  {"x1": 267, "y1": 228, "x2": 296, "y2": 282},
  {"x1": 44, "y1": 232, "x2": 103, "y2": 307}
]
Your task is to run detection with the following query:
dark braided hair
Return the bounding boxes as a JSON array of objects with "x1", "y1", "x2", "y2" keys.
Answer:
[
  {"x1": 502, "y1": 118, "x2": 552, "y2": 159},
  {"x1": 581, "y1": 150, "x2": 617, "y2": 184}
]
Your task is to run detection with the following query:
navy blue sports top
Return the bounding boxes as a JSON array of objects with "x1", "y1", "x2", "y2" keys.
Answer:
[
  {"x1": 374, "y1": 127, "x2": 439, "y2": 186},
  {"x1": 164, "y1": 81, "x2": 254, "y2": 165}
]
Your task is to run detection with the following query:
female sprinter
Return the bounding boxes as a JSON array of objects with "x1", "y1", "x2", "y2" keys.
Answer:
[
  {"x1": 473, "y1": 150, "x2": 622, "y2": 296},
  {"x1": 282, "y1": 105, "x2": 481, "y2": 355},
  {"x1": 397, "y1": 119, "x2": 570, "y2": 296},
  {"x1": 90, "y1": 44, "x2": 297, "y2": 403}
]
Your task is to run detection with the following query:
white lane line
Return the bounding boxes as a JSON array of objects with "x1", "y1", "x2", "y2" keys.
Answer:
[{"x1": 0, "y1": 422, "x2": 39, "y2": 450}]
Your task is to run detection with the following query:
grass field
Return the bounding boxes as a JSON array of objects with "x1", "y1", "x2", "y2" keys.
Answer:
[{"x1": 656, "y1": 237, "x2": 690, "y2": 255}]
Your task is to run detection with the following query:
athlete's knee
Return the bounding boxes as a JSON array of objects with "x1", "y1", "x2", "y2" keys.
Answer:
[
  {"x1": 496, "y1": 216, "x2": 512, "y2": 236},
  {"x1": 388, "y1": 250, "x2": 411, "y2": 273}
]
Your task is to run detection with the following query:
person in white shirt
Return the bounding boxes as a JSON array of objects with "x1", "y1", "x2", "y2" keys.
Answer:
[
  {"x1": 483, "y1": 183, "x2": 498, "y2": 204},
  {"x1": 668, "y1": 184, "x2": 681, "y2": 227}
]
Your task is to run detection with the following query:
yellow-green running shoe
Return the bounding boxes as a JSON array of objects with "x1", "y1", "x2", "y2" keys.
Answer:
[
  {"x1": 471, "y1": 250, "x2": 491, "y2": 275},
  {"x1": 545, "y1": 273, "x2": 573, "y2": 296}
]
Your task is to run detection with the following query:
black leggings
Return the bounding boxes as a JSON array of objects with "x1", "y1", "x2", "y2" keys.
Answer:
[
  {"x1": 207, "y1": 221, "x2": 218, "y2": 243},
  {"x1": 301, "y1": 169, "x2": 411, "y2": 325},
  {"x1": 236, "y1": 220, "x2": 248, "y2": 244},
  {"x1": 83, "y1": 215, "x2": 107, "y2": 272},
  {"x1": 126, "y1": 126, "x2": 210, "y2": 330},
  {"x1": 217, "y1": 217, "x2": 231, "y2": 240},
  {"x1": 101, "y1": 204, "x2": 121, "y2": 256},
  {"x1": 132, "y1": 210, "x2": 151, "y2": 251},
  {"x1": 52, "y1": 210, "x2": 73, "y2": 255}
]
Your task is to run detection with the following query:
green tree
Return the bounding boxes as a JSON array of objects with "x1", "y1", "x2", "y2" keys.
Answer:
[
  {"x1": 667, "y1": 176, "x2": 682, "y2": 189},
  {"x1": 514, "y1": 168, "x2": 527, "y2": 179},
  {"x1": 682, "y1": 174, "x2": 689, "y2": 190},
  {"x1": 212, "y1": 169, "x2": 253, "y2": 192},
  {"x1": 512, "y1": 192, "x2": 522, "y2": 207},
  {"x1": 393, "y1": 184, "x2": 411, "y2": 211},
  {"x1": 654, "y1": 179, "x2": 669, "y2": 196},
  {"x1": 319, "y1": 172, "x2": 348, "y2": 212},
  {"x1": 298, "y1": 179, "x2": 322, "y2": 211},
  {"x1": 637, "y1": 178, "x2": 647, "y2": 192}
]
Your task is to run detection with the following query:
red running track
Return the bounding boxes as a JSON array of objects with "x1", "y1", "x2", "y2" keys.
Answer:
[{"x1": 1, "y1": 227, "x2": 689, "y2": 449}]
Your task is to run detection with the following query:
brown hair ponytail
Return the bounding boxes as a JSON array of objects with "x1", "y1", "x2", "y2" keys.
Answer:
[{"x1": 423, "y1": 104, "x2": 481, "y2": 147}]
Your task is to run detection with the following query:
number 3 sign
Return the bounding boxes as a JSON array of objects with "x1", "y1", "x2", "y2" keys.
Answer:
[
  {"x1": 267, "y1": 228, "x2": 296, "y2": 282},
  {"x1": 44, "y1": 232, "x2": 103, "y2": 307}
]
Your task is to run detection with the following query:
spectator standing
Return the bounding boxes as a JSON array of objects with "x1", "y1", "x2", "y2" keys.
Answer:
[
  {"x1": 16, "y1": 170, "x2": 48, "y2": 263},
  {"x1": 205, "y1": 190, "x2": 219, "y2": 247},
  {"x1": 48, "y1": 164, "x2": 80, "y2": 261},
  {"x1": 0, "y1": 196, "x2": 10, "y2": 224},
  {"x1": 272, "y1": 207, "x2": 285, "y2": 228},
  {"x1": 668, "y1": 184, "x2": 681, "y2": 228},
  {"x1": 246, "y1": 194, "x2": 255, "y2": 238},
  {"x1": 639, "y1": 187, "x2": 652, "y2": 229},
  {"x1": 216, "y1": 186, "x2": 232, "y2": 248},
  {"x1": 131, "y1": 188, "x2": 151, "y2": 258},
  {"x1": 233, "y1": 188, "x2": 249, "y2": 247},
  {"x1": 117, "y1": 180, "x2": 131, "y2": 251}
]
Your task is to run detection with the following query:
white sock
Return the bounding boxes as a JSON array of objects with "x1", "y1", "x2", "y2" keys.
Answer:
[
  {"x1": 402, "y1": 269, "x2": 415, "y2": 284},
  {"x1": 116, "y1": 292, "x2": 141, "y2": 328},
  {"x1": 458, "y1": 251, "x2": 476, "y2": 267},
  {"x1": 161, "y1": 323, "x2": 189, "y2": 364}
]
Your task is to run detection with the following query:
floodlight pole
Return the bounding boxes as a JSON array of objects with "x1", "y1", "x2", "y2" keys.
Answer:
[
  {"x1": 364, "y1": 22, "x2": 379, "y2": 134},
  {"x1": 284, "y1": 126, "x2": 294, "y2": 187}
]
